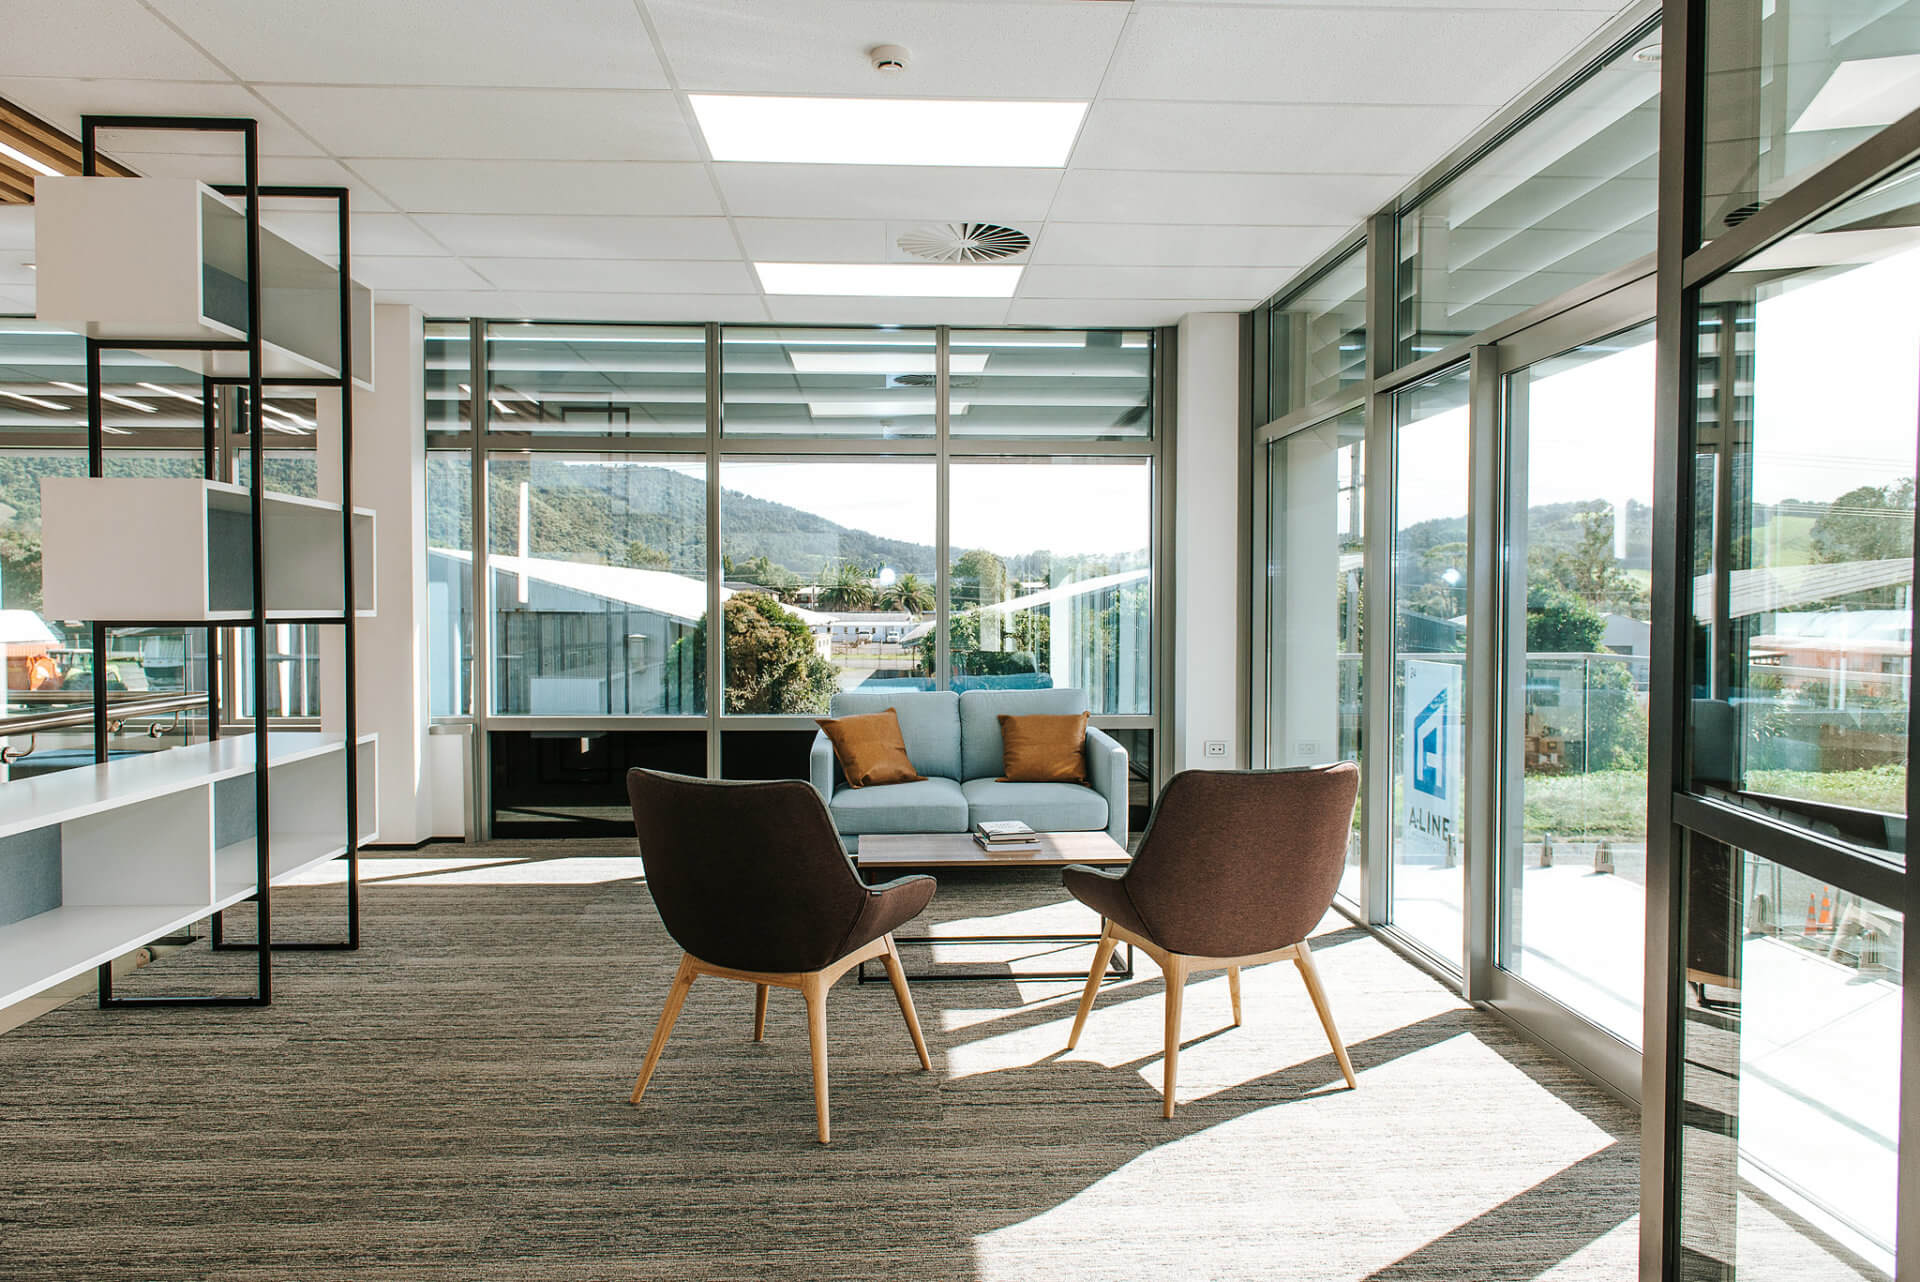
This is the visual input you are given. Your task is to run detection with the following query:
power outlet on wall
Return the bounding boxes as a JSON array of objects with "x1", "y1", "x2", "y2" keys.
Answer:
[
  {"x1": 1203, "y1": 740, "x2": 1228, "y2": 759},
  {"x1": 1295, "y1": 740, "x2": 1323, "y2": 760}
]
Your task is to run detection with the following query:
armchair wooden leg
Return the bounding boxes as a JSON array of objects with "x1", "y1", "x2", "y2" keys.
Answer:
[
  {"x1": 802, "y1": 973, "x2": 832, "y2": 1144},
  {"x1": 1161, "y1": 954, "x2": 1189, "y2": 1118},
  {"x1": 631, "y1": 954, "x2": 698, "y2": 1106},
  {"x1": 1294, "y1": 938, "x2": 1356, "y2": 1089},
  {"x1": 1066, "y1": 920, "x2": 1119, "y2": 1052},
  {"x1": 881, "y1": 935, "x2": 933, "y2": 1071},
  {"x1": 1228, "y1": 966, "x2": 1243, "y2": 1026},
  {"x1": 752, "y1": 983, "x2": 769, "y2": 1042}
]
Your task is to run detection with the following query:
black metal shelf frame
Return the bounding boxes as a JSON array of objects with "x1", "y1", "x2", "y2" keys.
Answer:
[{"x1": 74, "y1": 115, "x2": 363, "y2": 1007}]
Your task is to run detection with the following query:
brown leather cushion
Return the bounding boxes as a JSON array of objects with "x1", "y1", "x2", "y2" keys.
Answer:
[
  {"x1": 816, "y1": 708, "x2": 925, "y2": 788},
  {"x1": 998, "y1": 712, "x2": 1089, "y2": 784}
]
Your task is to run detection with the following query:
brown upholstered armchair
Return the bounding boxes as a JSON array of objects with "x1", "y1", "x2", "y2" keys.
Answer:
[
  {"x1": 625, "y1": 769, "x2": 938, "y2": 1143},
  {"x1": 1062, "y1": 764, "x2": 1361, "y2": 1116}
]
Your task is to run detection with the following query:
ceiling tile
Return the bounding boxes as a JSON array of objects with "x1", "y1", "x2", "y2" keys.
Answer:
[
  {"x1": 714, "y1": 164, "x2": 1060, "y2": 222},
  {"x1": 0, "y1": 256, "x2": 34, "y2": 287},
  {"x1": 1028, "y1": 221, "x2": 1339, "y2": 268},
  {"x1": 764, "y1": 297, "x2": 1011, "y2": 326},
  {"x1": 378, "y1": 289, "x2": 525, "y2": 318},
  {"x1": 0, "y1": 2, "x2": 229, "y2": 79},
  {"x1": 1048, "y1": 169, "x2": 1401, "y2": 226},
  {"x1": 414, "y1": 215, "x2": 739, "y2": 260},
  {"x1": 1018, "y1": 264, "x2": 1279, "y2": 301},
  {"x1": 507, "y1": 292, "x2": 770, "y2": 323},
  {"x1": 1006, "y1": 299, "x2": 1246, "y2": 327},
  {"x1": 646, "y1": 0, "x2": 1126, "y2": 98},
  {"x1": 352, "y1": 257, "x2": 490, "y2": 291},
  {"x1": 733, "y1": 219, "x2": 896, "y2": 263},
  {"x1": 259, "y1": 211, "x2": 447, "y2": 259},
  {"x1": 113, "y1": 153, "x2": 397, "y2": 211},
  {"x1": 345, "y1": 160, "x2": 720, "y2": 217},
  {"x1": 1072, "y1": 99, "x2": 1490, "y2": 174},
  {"x1": 471, "y1": 259, "x2": 757, "y2": 294},
  {"x1": 0, "y1": 78, "x2": 322, "y2": 156},
  {"x1": 145, "y1": 0, "x2": 668, "y2": 89},
  {"x1": 0, "y1": 207, "x2": 34, "y2": 251},
  {"x1": 1106, "y1": 6, "x2": 1612, "y2": 105},
  {"x1": 256, "y1": 87, "x2": 699, "y2": 162}
]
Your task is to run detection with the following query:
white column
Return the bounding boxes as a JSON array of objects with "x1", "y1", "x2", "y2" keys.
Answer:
[
  {"x1": 320, "y1": 303, "x2": 433, "y2": 844},
  {"x1": 1172, "y1": 312, "x2": 1244, "y2": 772}
]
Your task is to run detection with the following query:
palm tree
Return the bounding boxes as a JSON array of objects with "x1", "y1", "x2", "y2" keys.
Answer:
[
  {"x1": 881, "y1": 572, "x2": 933, "y2": 618},
  {"x1": 818, "y1": 561, "x2": 876, "y2": 612}
]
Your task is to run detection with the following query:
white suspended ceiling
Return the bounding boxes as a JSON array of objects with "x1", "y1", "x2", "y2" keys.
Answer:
[{"x1": 0, "y1": 0, "x2": 1640, "y2": 327}]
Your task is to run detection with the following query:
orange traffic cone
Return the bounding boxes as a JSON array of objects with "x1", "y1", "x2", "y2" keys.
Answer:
[
  {"x1": 1805, "y1": 892, "x2": 1819, "y2": 936},
  {"x1": 1818, "y1": 891, "x2": 1834, "y2": 932}
]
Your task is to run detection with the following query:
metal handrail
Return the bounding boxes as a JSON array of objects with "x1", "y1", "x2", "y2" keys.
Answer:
[{"x1": 0, "y1": 693, "x2": 208, "y2": 737}]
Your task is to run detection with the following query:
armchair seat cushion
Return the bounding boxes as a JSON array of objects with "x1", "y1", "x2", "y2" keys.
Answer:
[
  {"x1": 960, "y1": 779, "x2": 1108, "y2": 833},
  {"x1": 829, "y1": 776, "x2": 969, "y2": 836}
]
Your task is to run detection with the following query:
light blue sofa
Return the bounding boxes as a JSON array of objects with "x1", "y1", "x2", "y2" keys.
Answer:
[{"x1": 809, "y1": 688, "x2": 1128, "y2": 851}]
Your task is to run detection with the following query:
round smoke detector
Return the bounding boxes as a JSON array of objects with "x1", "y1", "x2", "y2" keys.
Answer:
[{"x1": 897, "y1": 222, "x2": 1032, "y2": 264}]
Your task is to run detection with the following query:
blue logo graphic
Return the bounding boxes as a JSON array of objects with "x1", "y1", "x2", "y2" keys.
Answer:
[{"x1": 1412, "y1": 687, "x2": 1448, "y2": 799}]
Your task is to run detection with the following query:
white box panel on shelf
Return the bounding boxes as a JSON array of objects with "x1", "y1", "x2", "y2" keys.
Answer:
[
  {"x1": 0, "y1": 733, "x2": 377, "y2": 1010},
  {"x1": 32, "y1": 176, "x2": 374, "y2": 389},
  {"x1": 40, "y1": 478, "x2": 374, "y2": 622}
]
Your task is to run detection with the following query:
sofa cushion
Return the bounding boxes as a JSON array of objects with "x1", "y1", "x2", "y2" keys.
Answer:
[
  {"x1": 998, "y1": 711, "x2": 1089, "y2": 783},
  {"x1": 816, "y1": 708, "x2": 925, "y2": 787},
  {"x1": 960, "y1": 779, "x2": 1108, "y2": 833},
  {"x1": 830, "y1": 690, "x2": 960, "y2": 782},
  {"x1": 830, "y1": 776, "x2": 969, "y2": 836},
  {"x1": 958, "y1": 688, "x2": 1090, "y2": 782}
]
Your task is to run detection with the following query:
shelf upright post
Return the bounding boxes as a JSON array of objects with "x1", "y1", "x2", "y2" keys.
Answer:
[
  {"x1": 240, "y1": 117, "x2": 273, "y2": 1004},
  {"x1": 336, "y1": 189, "x2": 360, "y2": 949}
]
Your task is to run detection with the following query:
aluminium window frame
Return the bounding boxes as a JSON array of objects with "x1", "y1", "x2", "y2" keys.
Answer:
[{"x1": 423, "y1": 319, "x2": 1170, "y2": 841}]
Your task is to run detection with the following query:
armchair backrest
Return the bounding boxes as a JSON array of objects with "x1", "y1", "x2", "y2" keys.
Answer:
[
  {"x1": 958, "y1": 687, "x2": 1090, "y2": 781},
  {"x1": 1122, "y1": 764, "x2": 1359, "y2": 957},
  {"x1": 626, "y1": 768, "x2": 872, "y2": 973},
  {"x1": 827, "y1": 689, "x2": 960, "y2": 780}
]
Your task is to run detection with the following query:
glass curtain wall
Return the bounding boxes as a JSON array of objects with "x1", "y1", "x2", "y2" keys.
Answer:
[
  {"x1": 1388, "y1": 366, "x2": 1473, "y2": 966},
  {"x1": 1669, "y1": 151, "x2": 1920, "y2": 1282},
  {"x1": 424, "y1": 323, "x2": 1160, "y2": 835}
]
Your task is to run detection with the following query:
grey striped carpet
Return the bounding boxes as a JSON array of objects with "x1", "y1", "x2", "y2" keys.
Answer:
[{"x1": 0, "y1": 844, "x2": 1639, "y2": 1281}]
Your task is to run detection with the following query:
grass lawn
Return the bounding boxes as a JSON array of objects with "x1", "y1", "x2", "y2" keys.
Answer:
[{"x1": 1523, "y1": 763, "x2": 1907, "y2": 838}]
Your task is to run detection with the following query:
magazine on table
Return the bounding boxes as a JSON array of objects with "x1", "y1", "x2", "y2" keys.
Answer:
[{"x1": 974, "y1": 820, "x2": 1037, "y2": 843}]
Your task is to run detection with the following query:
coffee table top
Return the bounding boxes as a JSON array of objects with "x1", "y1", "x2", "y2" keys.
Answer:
[{"x1": 854, "y1": 830, "x2": 1130, "y2": 870}]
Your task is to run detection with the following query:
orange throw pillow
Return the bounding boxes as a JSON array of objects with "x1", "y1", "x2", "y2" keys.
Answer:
[
  {"x1": 816, "y1": 708, "x2": 925, "y2": 788},
  {"x1": 998, "y1": 712, "x2": 1089, "y2": 784}
]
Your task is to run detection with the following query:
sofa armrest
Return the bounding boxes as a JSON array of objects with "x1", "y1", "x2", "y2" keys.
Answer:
[
  {"x1": 1085, "y1": 726, "x2": 1129, "y2": 849},
  {"x1": 809, "y1": 731, "x2": 837, "y2": 807}
]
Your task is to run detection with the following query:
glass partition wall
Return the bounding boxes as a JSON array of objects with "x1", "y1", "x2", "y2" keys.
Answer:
[
  {"x1": 1256, "y1": 0, "x2": 1920, "y2": 1274},
  {"x1": 428, "y1": 324, "x2": 1164, "y2": 837}
]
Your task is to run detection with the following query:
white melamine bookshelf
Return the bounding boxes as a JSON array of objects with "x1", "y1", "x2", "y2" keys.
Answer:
[
  {"x1": 32, "y1": 176, "x2": 374, "y2": 388},
  {"x1": 38, "y1": 478, "x2": 374, "y2": 622},
  {"x1": 0, "y1": 734, "x2": 376, "y2": 1009}
]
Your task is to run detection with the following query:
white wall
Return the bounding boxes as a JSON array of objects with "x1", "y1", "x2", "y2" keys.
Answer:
[
  {"x1": 320, "y1": 303, "x2": 434, "y2": 845},
  {"x1": 1172, "y1": 312, "x2": 1245, "y2": 772}
]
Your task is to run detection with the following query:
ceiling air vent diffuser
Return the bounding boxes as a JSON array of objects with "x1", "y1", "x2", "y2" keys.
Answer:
[{"x1": 896, "y1": 222, "x2": 1032, "y2": 263}]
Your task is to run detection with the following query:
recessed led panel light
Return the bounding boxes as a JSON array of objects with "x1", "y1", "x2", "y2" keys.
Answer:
[
  {"x1": 756, "y1": 262, "x2": 1022, "y2": 298},
  {"x1": 691, "y1": 95, "x2": 1087, "y2": 167},
  {"x1": 788, "y1": 352, "x2": 989, "y2": 374}
]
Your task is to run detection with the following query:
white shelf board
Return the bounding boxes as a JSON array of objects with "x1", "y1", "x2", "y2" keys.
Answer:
[
  {"x1": 32, "y1": 177, "x2": 375, "y2": 389},
  {"x1": 0, "y1": 902, "x2": 212, "y2": 1011},
  {"x1": 0, "y1": 732, "x2": 354, "y2": 841},
  {"x1": 41, "y1": 478, "x2": 375, "y2": 622}
]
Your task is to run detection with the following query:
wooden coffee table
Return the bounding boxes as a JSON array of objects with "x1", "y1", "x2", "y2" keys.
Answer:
[{"x1": 853, "y1": 831, "x2": 1133, "y2": 982}]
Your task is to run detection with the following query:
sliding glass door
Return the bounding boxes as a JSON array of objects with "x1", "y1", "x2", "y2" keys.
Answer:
[{"x1": 1265, "y1": 407, "x2": 1367, "y2": 904}]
